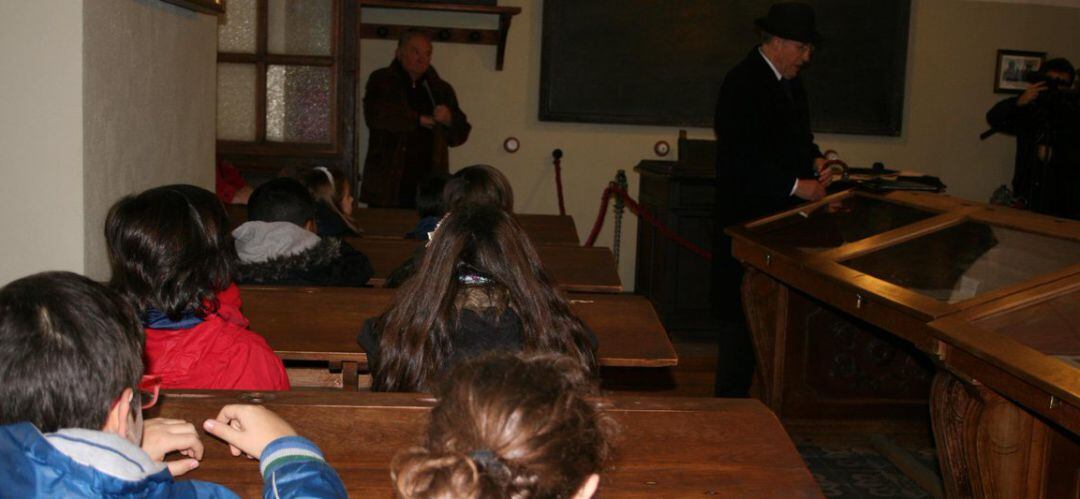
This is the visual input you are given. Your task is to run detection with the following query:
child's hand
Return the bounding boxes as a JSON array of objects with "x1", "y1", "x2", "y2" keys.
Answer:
[
  {"x1": 202, "y1": 404, "x2": 297, "y2": 460},
  {"x1": 141, "y1": 418, "x2": 204, "y2": 477}
]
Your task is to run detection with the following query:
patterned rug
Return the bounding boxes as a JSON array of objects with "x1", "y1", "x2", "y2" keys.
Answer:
[{"x1": 795, "y1": 440, "x2": 939, "y2": 498}]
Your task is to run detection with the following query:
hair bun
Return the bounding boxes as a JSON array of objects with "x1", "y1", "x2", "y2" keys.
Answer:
[{"x1": 391, "y1": 447, "x2": 480, "y2": 498}]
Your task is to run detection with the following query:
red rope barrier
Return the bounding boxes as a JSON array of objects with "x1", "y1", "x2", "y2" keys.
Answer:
[
  {"x1": 553, "y1": 155, "x2": 566, "y2": 216},
  {"x1": 584, "y1": 184, "x2": 713, "y2": 261}
]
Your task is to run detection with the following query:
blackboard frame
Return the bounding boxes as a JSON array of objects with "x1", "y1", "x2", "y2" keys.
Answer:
[{"x1": 538, "y1": 1, "x2": 911, "y2": 136}]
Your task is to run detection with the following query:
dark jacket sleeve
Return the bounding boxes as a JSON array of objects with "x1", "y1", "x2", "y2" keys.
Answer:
[
  {"x1": 433, "y1": 80, "x2": 471, "y2": 147},
  {"x1": 364, "y1": 69, "x2": 419, "y2": 134},
  {"x1": 325, "y1": 241, "x2": 374, "y2": 287},
  {"x1": 986, "y1": 97, "x2": 1033, "y2": 136}
]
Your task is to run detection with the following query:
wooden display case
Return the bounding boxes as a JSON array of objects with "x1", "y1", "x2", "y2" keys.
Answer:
[{"x1": 727, "y1": 189, "x2": 1080, "y2": 498}]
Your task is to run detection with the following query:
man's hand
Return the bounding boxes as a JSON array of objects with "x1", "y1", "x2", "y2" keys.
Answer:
[
  {"x1": 793, "y1": 178, "x2": 826, "y2": 201},
  {"x1": 433, "y1": 105, "x2": 453, "y2": 126},
  {"x1": 419, "y1": 115, "x2": 436, "y2": 129},
  {"x1": 142, "y1": 418, "x2": 204, "y2": 477},
  {"x1": 203, "y1": 404, "x2": 298, "y2": 460},
  {"x1": 1018, "y1": 81, "x2": 1047, "y2": 107},
  {"x1": 814, "y1": 157, "x2": 834, "y2": 188}
]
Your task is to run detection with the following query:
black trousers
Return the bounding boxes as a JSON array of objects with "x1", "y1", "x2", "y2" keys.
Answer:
[{"x1": 712, "y1": 231, "x2": 755, "y2": 397}]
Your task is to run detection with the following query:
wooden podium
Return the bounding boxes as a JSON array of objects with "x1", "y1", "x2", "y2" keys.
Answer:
[{"x1": 727, "y1": 189, "x2": 1080, "y2": 498}]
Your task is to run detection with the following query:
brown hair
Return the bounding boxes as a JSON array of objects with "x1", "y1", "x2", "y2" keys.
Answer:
[
  {"x1": 443, "y1": 164, "x2": 514, "y2": 213},
  {"x1": 301, "y1": 166, "x2": 360, "y2": 234},
  {"x1": 391, "y1": 353, "x2": 615, "y2": 499},
  {"x1": 370, "y1": 204, "x2": 596, "y2": 392}
]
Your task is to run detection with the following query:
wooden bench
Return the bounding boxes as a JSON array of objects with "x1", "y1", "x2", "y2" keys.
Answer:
[
  {"x1": 153, "y1": 391, "x2": 823, "y2": 498},
  {"x1": 226, "y1": 205, "x2": 581, "y2": 245},
  {"x1": 239, "y1": 286, "x2": 677, "y2": 389},
  {"x1": 346, "y1": 237, "x2": 623, "y2": 293}
]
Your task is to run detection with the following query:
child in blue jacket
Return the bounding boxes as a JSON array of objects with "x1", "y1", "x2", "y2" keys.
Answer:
[{"x1": 0, "y1": 271, "x2": 346, "y2": 498}]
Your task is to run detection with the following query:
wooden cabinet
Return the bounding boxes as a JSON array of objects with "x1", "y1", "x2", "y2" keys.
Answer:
[{"x1": 634, "y1": 157, "x2": 717, "y2": 332}]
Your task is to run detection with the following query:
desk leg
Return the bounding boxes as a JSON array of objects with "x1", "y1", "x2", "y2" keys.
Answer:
[
  {"x1": 341, "y1": 361, "x2": 359, "y2": 392},
  {"x1": 741, "y1": 268, "x2": 789, "y2": 414},
  {"x1": 931, "y1": 371, "x2": 1051, "y2": 499}
]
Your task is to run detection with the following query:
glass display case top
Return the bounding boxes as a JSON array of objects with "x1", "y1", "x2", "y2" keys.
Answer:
[
  {"x1": 974, "y1": 287, "x2": 1080, "y2": 366},
  {"x1": 749, "y1": 195, "x2": 936, "y2": 252},
  {"x1": 843, "y1": 221, "x2": 1080, "y2": 303}
]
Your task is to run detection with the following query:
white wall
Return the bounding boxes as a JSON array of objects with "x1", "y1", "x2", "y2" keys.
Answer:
[
  {"x1": 359, "y1": 0, "x2": 1080, "y2": 289},
  {"x1": 82, "y1": 0, "x2": 218, "y2": 280},
  {"x1": 0, "y1": 1, "x2": 85, "y2": 284}
]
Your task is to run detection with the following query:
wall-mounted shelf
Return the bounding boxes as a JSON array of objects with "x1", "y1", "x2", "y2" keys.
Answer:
[
  {"x1": 359, "y1": 0, "x2": 521, "y2": 70},
  {"x1": 159, "y1": 0, "x2": 224, "y2": 15}
]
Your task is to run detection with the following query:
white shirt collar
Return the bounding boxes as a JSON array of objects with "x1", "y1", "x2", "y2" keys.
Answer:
[{"x1": 758, "y1": 47, "x2": 783, "y2": 81}]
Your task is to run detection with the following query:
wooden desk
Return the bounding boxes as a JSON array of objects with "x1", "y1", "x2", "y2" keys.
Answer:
[
  {"x1": 227, "y1": 205, "x2": 581, "y2": 245},
  {"x1": 348, "y1": 238, "x2": 622, "y2": 293},
  {"x1": 240, "y1": 286, "x2": 678, "y2": 388},
  {"x1": 727, "y1": 189, "x2": 1080, "y2": 498},
  {"x1": 154, "y1": 391, "x2": 822, "y2": 498}
]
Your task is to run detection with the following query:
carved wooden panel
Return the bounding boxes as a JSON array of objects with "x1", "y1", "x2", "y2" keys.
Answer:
[{"x1": 780, "y1": 288, "x2": 933, "y2": 420}]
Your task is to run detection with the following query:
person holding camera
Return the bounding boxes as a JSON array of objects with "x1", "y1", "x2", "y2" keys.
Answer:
[{"x1": 986, "y1": 57, "x2": 1079, "y2": 220}]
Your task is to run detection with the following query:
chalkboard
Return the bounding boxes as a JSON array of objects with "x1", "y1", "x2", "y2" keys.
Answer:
[{"x1": 539, "y1": 1, "x2": 911, "y2": 136}]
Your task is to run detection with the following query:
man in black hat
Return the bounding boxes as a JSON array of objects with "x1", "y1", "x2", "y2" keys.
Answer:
[{"x1": 711, "y1": 2, "x2": 832, "y2": 397}]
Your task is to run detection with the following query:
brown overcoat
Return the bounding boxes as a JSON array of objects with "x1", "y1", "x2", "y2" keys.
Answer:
[{"x1": 360, "y1": 60, "x2": 471, "y2": 207}]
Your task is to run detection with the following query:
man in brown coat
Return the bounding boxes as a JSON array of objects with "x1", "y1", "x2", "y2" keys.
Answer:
[{"x1": 360, "y1": 31, "x2": 471, "y2": 208}]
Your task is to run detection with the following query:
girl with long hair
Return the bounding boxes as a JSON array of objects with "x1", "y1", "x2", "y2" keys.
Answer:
[{"x1": 358, "y1": 205, "x2": 597, "y2": 392}]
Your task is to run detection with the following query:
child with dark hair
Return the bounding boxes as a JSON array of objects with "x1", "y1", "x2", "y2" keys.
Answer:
[
  {"x1": 0, "y1": 271, "x2": 346, "y2": 497},
  {"x1": 404, "y1": 173, "x2": 448, "y2": 240},
  {"x1": 443, "y1": 164, "x2": 514, "y2": 213},
  {"x1": 106, "y1": 184, "x2": 289, "y2": 391},
  {"x1": 233, "y1": 177, "x2": 374, "y2": 287},
  {"x1": 359, "y1": 205, "x2": 598, "y2": 392},
  {"x1": 301, "y1": 166, "x2": 362, "y2": 237},
  {"x1": 391, "y1": 353, "x2": 614, "y2": 499},
  {"x1": 385, "y1": 164, "x2": 514, "y2": 287}
]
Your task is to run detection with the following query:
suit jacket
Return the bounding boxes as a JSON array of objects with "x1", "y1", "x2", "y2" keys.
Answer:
[
  {"x1": 714, "y1": 48, "x2": 822, "y2": 227},
  {"x1": 361, "y1": 60, "x2": 471, "y2": 207}
]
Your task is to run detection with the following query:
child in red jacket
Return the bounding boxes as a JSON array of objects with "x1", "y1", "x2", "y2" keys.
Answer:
[{"x1": 106, "y1": 184, "x2": 289, "y2": 391}]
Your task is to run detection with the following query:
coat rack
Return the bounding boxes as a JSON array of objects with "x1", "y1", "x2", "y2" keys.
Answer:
[{"x1": 359, "y1": 0, "x2": 521, "y2": 70}]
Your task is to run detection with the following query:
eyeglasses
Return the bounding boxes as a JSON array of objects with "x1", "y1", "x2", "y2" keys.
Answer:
[
  {"x1": 138, "y1": 374, "x2": 162, "y2": 410},
  {"x1": 785, "y1": 40, "x2": 815, "y2": 54}
]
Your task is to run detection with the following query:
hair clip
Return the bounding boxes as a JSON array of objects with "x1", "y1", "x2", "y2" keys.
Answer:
[
  {"x1": 313, "y1": 166, "x2": 334, "y2": 190},
  {"x1": 468, "y1": 449, "x2": 511, "y2": 481}
]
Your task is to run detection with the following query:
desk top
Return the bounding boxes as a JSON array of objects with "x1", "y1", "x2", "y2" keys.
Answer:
[
  {"x1": 240, "y1": 286, "x2": 677, "y2": 368},
  {"x1": 154, "y1": 391, "x2": 822, "y2": 498},
  {"x1": 227, "y1": 205, "x2": 580, "y2": 245},
  {"x1": 347, "y1": 238, "x2": 623, "y2": 293}
]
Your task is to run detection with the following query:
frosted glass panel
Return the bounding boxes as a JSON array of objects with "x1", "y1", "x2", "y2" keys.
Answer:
[
  {"x1": 268, "y1": 0, "x2": 333, "y2": 56},
  {"x1": 217, "y1": 63, "x2": 257, "y2": 141},
  {"x1": 218, "y1": 0, "x2": 256, "y2": 54},
  {"x1": 266, "y1": 65, "x2": 332, "y2": 143}
]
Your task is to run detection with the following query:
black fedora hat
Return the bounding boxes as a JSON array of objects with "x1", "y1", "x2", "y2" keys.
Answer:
[{"x1": 755, "y1": 2, "x2": 821, "y2": 44}]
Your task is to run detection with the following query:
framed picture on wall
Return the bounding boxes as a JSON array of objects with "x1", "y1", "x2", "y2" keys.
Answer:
[{"x1": 995, "y1": 50, "x2": 1046, "y2": 94}]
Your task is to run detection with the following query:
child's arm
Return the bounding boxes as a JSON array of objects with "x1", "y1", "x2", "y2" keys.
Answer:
[{"x1": 203, "y1": 404, "x2": 347, "y2": 499}]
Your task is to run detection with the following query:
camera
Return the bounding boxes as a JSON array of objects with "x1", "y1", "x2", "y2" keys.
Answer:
[{"x1": 1027, "y1": 71, "x2": 1067, "y2": 91}]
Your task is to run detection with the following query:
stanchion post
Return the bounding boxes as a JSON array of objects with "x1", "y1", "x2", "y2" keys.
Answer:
[{"x1": 612, "y1": 170, "x2": 628, "y2": 265}]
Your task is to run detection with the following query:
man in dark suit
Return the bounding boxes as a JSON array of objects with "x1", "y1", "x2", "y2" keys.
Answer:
[{"x1": 712, "y1": 2, "x2": 832, "y2": 397}]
